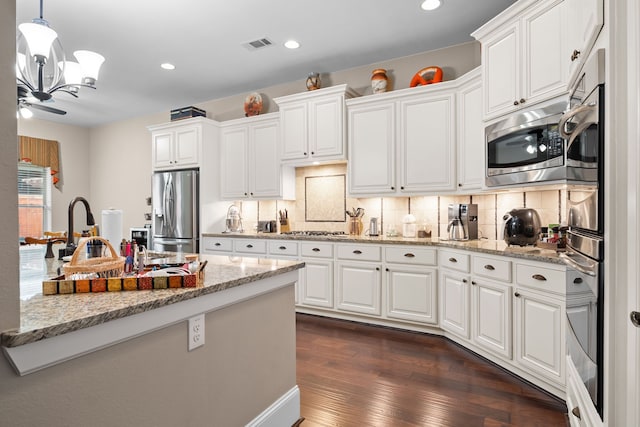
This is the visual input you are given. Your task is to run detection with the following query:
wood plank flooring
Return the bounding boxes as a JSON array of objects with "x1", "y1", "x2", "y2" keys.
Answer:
[{"x1": 296, "y1": 313, "x2": 568, "y2": 427}]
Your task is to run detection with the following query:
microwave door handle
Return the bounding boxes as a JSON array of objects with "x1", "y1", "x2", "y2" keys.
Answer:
[
  {"x1": 559, "y1": 102, "x2": 597, "y2": 139},
  {"x1": 566, "y1": 120, "x2": 596, "y2": 150}
]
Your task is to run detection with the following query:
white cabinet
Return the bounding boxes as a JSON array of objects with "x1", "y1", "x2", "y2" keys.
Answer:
[
  {"x1": 471, "y1": 277, "x2": 512, "y2": 359},
  {"x1": 201, "y1": 236, "x2": 233, "y2": 254},
  {"x1": 386, "y1": 265, "x2": 438, "y2": 325},
  {"x1": 336, "y1": 261, "x2": 382, "y2": 316},
  {"x1": 299, "y1": 242, "x2": 334, "y2": 309},
  {"x1": 347, "y1": 83, "x2": 457, "y2": 196},
  {"x1": 566, "y1": 0, "x2": 604, "y2": 86},
  {"x1": 273, "y1": 84, "x2": 357, "y2": 165},
  {"x1": 220, "y1": 113, "x2": 294, "y2": 200},
  {"x1": 439, "y1": 271, "x2": 471, "y2": 339},
  {"x1": 149, "y1": 118, "x2": 216, "y2": 170},
  {"x1": 455, "y1": 68, "x2": 484, "y2": 191},
  {"x1": 472, "y1": 0, "x2": 568, "y2": 120}
]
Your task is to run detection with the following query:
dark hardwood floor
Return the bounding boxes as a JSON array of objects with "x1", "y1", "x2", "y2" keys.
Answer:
[{"x1": 296, "y1": 313, "x2": 568, "y2": 427}]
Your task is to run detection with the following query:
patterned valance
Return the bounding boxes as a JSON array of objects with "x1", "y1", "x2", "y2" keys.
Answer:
[{"x1": 18, "y1": 136, "x2": 60, "y2": 188}]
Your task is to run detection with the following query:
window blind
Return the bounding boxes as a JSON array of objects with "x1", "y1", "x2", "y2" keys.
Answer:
[{"x1": 18, "y1": 163, "x2": 52, "y2": 239}]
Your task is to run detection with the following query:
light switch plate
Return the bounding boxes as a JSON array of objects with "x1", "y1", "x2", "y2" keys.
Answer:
[{"x1": 188, "y1": 314, "x2": 205, "y2": 351}]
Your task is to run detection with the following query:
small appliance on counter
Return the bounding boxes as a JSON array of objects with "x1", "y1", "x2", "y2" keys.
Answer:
[
  {"x1": 446, "y1": 204, "x2": 478, "y2": 241},
  {"x1": 224, "y1": 204, "x2": 243, "y2": 233},
  {"x1": 402, "y1": 214, "x2": 416, "y2": 238},
  {"x1": 502, "y1": 208, "x2": 541, "y2": 246},
  {"x1": 257, "y1": 220, "x2": 277, "y2": 233},
  {"x1": 368, "y1": 217, "x2": 380, "y2": 236}
]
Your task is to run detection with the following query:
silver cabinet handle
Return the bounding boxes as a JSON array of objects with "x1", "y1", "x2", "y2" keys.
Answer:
[
  {"x1": 484, "y1": 264, "x2": 495, "y2": 271},
  {"x1": 448, "y1": 257, "x2": 457, "y2": 263},
  {"x1": 532, "y1": 274, "x2": 547, "y2": 281},
  {"x1": 404, "y1": 253, "x2": 415, "y2": 258},
  {"x1": 631, "y1": 311, "x2": 640, "y2": 328}
]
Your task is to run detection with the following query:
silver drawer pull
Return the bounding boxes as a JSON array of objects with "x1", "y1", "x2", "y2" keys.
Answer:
[
  {"x1": 484, "y1": 264, "x2": 495, "y2": 271},
  {"x1": 246, "y1": 244, "x2": 253, "y2": 248},
  {"x1": 404, "y1": 253, "x2": 415, "y2": 258},
  {"x1": 279, "y1": 246, "x2": 286, "y2": 250},
  {"x1": 532, "y1": 274, "x2": 546, "y2": 281},
  {"x1": 214, "y1": 243, "x2": 221, "y2": 247},
  {"x1": 312, "y1": 248, "x2": 320, "y2": 252},
  {"x1": 448, "y1": 257, "x2": 457, "y2": 263},
  {"x1": 353, "y1": 250, "x2": 362, "y2": 254}
]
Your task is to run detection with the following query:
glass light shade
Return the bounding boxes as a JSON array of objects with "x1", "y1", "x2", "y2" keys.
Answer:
[
  {"x1": 19, "y1": 107, "x2": 34, "y2": 119},
  {"x1": 421, "y1": 0, "x2": 442, "y2": 11},
  {"x1": 18, "y1": 22, "x2": 58, "y2": 59},
  {"x1": 74, "y1": 50, "x2": 105, "y2": 82},
  {"x1": 60, "y1": 60, "x2": 83, "y2": 85}
]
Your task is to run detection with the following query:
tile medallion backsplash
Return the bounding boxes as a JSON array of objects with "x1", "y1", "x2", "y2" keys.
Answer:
[{"x1": 235, "y1": 164, "x2": 567, "y2": 240}]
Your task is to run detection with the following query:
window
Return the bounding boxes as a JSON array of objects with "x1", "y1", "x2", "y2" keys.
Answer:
[{"x1": 18, "y1": 162, "x2": 52, "y2": 240}]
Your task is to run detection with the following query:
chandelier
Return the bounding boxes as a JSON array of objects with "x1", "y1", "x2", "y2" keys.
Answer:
[{"x1": 16, "y1": 0, "x2": 105, "y2": 117}]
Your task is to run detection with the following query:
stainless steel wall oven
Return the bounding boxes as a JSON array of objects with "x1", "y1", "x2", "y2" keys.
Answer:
[{"x1": 559, "y1": 49, "x2": 605, "y2": 420}]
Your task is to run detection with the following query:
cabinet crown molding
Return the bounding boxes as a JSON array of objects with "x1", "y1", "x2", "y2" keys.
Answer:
[
  {"x1": 471, "y1": 0, "x2": 540, "y2": 41},
  {"x1": 273, "y1": 84, "x2": 358, "y2": 105}
]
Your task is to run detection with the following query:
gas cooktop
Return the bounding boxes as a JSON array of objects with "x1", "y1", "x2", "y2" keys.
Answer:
[{"x1": 281, "y1": 230, "x2": 346, "y2": 236}]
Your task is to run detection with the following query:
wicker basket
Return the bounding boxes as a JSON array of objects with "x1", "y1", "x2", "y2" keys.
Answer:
[{"x1": 63, "y1": 236, "x2": 125, "y2": 279}]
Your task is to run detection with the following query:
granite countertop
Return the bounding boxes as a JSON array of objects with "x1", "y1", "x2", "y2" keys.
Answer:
[
  {"x1": 3, "y1": 253, "x2": 304, "y2": 348},
  {"x1": 202, "y1": 232, "x2": 564, "y2": 264}
]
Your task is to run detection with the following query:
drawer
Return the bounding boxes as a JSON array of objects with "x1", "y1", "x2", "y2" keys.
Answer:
[
  {"x1": 336, "y1": 244, "x2": 381, "y2": 262},
  {"x1": 515, "y1": 261, "x2": 566, "y2": 295},
  {"x1": 268, "y1": 240, "x2": 299, "y2": 257},
  {"x1": 300, "y1": 242, "x2": 334, "y2": 259},
  {"x1": 385, "y1": 246, "x2": 437, "y2": 266},
  {"x1": 472, "y1": 255, "x2": 512, "y2": 283},
  {"x1": 438, "y1": 250, "x2": 470, "y2": 273},
  {"x1": 202, "y1": 237, "x2": 233, "y2": 252},
  {"x1": 233, "y1": 239, "x2": 267, "y2": 255}
]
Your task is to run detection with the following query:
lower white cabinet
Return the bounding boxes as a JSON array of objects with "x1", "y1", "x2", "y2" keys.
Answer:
[
  {"x1": 514, "y1": 286, "x2": 565, "y2": 385},
  {"x1": 300, "y1": 260, "x2": 334, "y2": 308},
  {"x1": 439, "y1": 271, "x2": 471, "y2": 339},
  {"x1": 336, "y1": 261, "x2": 382, "y2": 315},
  {"x1": 386, "y1": 264, "x2": 438, "y2": 324},
  {"x1": 471, "y1": 278, "x2": 512, "y2": 359}
]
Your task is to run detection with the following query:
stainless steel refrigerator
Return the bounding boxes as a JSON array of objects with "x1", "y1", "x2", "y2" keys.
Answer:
[{"x1": 152, "y1": 169, "x2": 199, "y2": 253}]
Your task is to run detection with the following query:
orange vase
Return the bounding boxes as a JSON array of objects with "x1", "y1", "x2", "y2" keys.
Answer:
[{"x1": 371, "y1": 69, "x2": 389, "y2": 94}]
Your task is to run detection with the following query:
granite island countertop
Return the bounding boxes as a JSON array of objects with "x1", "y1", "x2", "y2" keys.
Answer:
[
  {"x1": 202, "y1": 232, "x2": 564, "y2": 264},
  {"x1": 3, "y1": 253, "x2": 304, "y2": 348}
]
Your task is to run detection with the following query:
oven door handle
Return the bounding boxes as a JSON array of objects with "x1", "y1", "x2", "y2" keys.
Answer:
[
  {"x1": 559, "y1": 252, "x2": 597, "y2": 276},
  {"x1": 558, "y1": 102, "x2": 597, "y2": 140}
]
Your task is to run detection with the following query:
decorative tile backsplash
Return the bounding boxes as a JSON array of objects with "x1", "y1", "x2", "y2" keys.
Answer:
[{"x1": 236, "y1": 164, "x2": 566, "y2": 240}]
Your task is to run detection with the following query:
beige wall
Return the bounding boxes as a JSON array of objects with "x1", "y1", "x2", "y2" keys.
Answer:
[
  {"x1": 0, "y1": 285, "x2": 297, "y2": 427},
  {"x1": 0, "y1": 0, "x2": 19, "y2": 331}
]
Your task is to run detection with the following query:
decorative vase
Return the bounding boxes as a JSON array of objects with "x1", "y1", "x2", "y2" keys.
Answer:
[
  {"x1": 306, "y1": 73, "x2": 321, "y2": 91},
  {"x1": 243, "y1": 92, "x2": 263, "y2": 117},
  {"x1": 371, "y1": 68, "x2": 389, "y2": 94}
]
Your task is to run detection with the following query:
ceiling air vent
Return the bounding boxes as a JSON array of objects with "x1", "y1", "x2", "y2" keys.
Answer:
[{"x1": 243, "y1": 37, "x2": 274, "y2": 51}]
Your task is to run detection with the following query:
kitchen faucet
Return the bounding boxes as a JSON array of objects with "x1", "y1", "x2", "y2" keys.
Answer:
[{"x1": 66, "y1": 196, "x2": 96, "y2": 249}]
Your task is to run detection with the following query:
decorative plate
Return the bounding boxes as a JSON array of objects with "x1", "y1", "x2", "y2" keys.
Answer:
[
  {"x1": 410, "y1": 66, "x2": 443, "y2": 87},
  {"x1": 244, "y1": 92, "x2": 263, "y2": 117}
]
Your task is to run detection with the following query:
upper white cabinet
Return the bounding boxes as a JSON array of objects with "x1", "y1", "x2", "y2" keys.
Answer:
[
  {"x1": 472, "y1": 0, "x2": 568, "y2": 120},
  {"x1": 455, "y1": 68, "x2": 484, "y2": 191},
  {"x1": 220, "y1": 113, "x2": 294, "y2": 200},
  {"x1": 273, "y1": 84, "x2": 357, "y2": 165},
  {"x1": 149, "y1": 117, "x2": 217, "y2": 170},
  {"x1": 347, "y1": 82, "x2": 457, "y2": 196},
  {"x1": 566, "y1": 0, "x2": 604, "y2": 86}
]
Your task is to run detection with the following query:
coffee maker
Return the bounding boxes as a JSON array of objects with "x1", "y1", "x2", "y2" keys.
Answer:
[{"x1": 447, "y1": 204, "x2": 478, "y2": 241}]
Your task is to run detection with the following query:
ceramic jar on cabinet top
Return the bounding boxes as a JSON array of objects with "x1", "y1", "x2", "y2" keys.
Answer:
[{"x1": 371, "y1": 68, "x2": 389, "y2": 94}]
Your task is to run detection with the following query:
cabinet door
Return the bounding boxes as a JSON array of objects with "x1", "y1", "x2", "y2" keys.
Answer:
[
  {"x1": 220, "y1": 126, "x2": 249, "y2": 199},
  {"x1": 386, "y1": 265, "x2": 437, "y2": 324},
  {"x1": 336, "y1": 261, "x2": 382, "y2": 316},
  {"x1": 152, "y1": 131, "x2": 174, "y2": 168},
  {"x1": 309, "y1": 95, "x2": 344, "y2": 160},
  {"x1": 399, "y1": 93, "x2": 456, "y2": 193},
  {"x1": 566, "y1": 0, "x2": 603, "y2": 85},
  {"x1": 482, "y1": 22, "x2": 520, "y2": 119},
  {"x1": 456, "y1": 75, "x2": 484, "y2": 190},
  {"x1": 300, "y1": 259, "x2": 333, "y2": 308},
  {"x1": 174, "y1": 126, "x2": 200, "y2": 167},
  {"x1": 250, "y1": 120, "x2": 281, "y2": 198},
  {"x1": 280, "y1": 103, "x2": 308, "y2": 161},
  {"x1": 514, "y1": 287, "x2": 565, "y2": 385},
  {"x1": 472, "y1": 278, "x2": 512, "y2": 359},
  {"x1": 347, "y1": 102, "x2": 396, "y2": 195},
  {"x1": 439, "y1": 271, "x2": 470, "y2": 339},
  {"x1": 522, "y1": 0, "x2": 568, "y2": 105}
]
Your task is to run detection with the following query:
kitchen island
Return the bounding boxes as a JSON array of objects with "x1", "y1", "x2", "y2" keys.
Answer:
[{"x1": 0, "y1": 253, "x2": 304, "y2": 427}]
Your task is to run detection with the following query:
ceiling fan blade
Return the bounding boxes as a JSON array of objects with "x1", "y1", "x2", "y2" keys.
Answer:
[{"x1": 25, "y1": 103, "x2": 67, "y2": 115}]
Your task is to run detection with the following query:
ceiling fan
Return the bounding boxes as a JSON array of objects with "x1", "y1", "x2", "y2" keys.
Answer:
[{"x1": 17, "y1": 86, "x2": 66, "y2": 115}]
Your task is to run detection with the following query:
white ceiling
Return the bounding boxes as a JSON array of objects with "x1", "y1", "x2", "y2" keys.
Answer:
[{"x1": 16, "y1": 0, "x2": 515, "y2": 128}]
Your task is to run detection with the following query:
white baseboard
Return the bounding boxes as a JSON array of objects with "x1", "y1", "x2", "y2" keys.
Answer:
[{"x1": 246, "y1": 385, "x2": 301, "y2": 427}]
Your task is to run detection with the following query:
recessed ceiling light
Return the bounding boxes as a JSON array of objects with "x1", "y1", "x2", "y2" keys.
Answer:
[
  {"x1": 284, "y1": 40, "x2": 300, "y2": 49},
  {"x1": 421, "y1": 0, "x2": 442, "y2": 11},
  {"x1": 161, "y1": 63, "x2": 175, "y2": 70}
]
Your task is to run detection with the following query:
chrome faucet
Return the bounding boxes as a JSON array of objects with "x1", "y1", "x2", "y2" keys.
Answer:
[{"x1": 66, "y1": 196, "x2": 95, "y2": 248}]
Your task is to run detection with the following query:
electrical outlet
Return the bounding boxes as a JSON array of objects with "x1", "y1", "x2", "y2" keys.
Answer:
[{"x1": 188, "y1": 314, "x2": 205, "y2": 351}]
